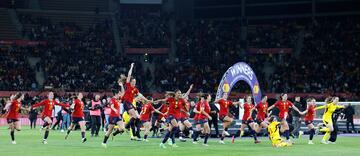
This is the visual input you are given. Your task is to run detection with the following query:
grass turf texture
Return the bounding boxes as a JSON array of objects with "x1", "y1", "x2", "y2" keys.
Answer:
[{"x1": 0, "y1": 127, "x2": 359, "y2": 156}]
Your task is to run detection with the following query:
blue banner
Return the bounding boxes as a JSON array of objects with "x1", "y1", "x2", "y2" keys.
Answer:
[{"x1": 216, "y1": 62, "x2": 262, "y2": 104}]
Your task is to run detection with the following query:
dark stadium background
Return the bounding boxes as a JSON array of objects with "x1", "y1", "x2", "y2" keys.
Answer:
[{"x1": 0, "y1": 0, "x2": 359, "y2": 130}]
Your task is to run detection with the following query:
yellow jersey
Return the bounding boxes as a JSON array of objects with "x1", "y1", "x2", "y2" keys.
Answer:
[
  {"x1": 268, "y1": 121, "x2": 282, "y2": 145},
  {"x1": 316, "y1": 102, "x2": 344, "y2": 121}
]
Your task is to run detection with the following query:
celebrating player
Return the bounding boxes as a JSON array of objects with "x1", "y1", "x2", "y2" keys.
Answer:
[
  {"x1": 239, "y1": 95, "x2": 260, "y2": 144},
  {"x1": 267, "y1": 93, "x2": 303, "y2": 142},
  {"x1": 4, "y1": 93, "x2": 25, "y2": 144},
  {"x1": 255, "y1": 96, "x2": 269, "y2": 133},
  {"x1": 301, "y1": 98, "x2": 316, "y2": 144},
  {"x1": 159, "y1": 90, "x2": 186, "y2": 148},
  {"x1": 315, "y1": 96, "x2": 344, "y2": 144},
  {"x1": 122, "y1": 63, "x2": 146, "y2": 140},
  {"x1": 215, "y1": 92, "x2": 241, "y2": 144},
  {"x1": 267, "y1": 116, "x2": 292, "y2": 148},
  {"x1": 192, "y1": 93, "x2": 212, "y2": 146},
  {"x1": 102, "y1": 91, "x2": 125, "y2": 147},
  {"x1": 32, "y1": 92, "x2": 70, "y2": 144},
  {"x1": 178, "y1": 84, "x2": 194, "y2": 142},
  {"x1": 65, "y1": 93, "x2": 87, "y2": 143},
  {"x1": 139, "y1": 97, "x2": 164, "y2": 142}
]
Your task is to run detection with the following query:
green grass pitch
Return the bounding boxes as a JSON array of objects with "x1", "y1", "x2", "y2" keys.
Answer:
[{"x1": 0, "y1": 127, "x2": 359, "y2": 156}]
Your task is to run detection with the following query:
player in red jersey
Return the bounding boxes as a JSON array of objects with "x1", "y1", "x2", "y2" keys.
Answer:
[
  {"x1": 192, "y1": 93, "x2": 212, "y2": 146},
  {"x1": 178, "y1": 84, "x2": 194, "y2": 142},
  {"x1": 102, "y1": 91, "x2": 125, "y2": 147},
  {"x1": 5, "y1": 93, "x2": 25, "y2": 144},
  {"x1": 301, "y1": 98, "x2": 316, "y2": 145},
  {"x1": 239, "y1": 95, "x2": 260, "y2": 144},
  {"x1": 215, "y1": 92, "x2": 241, "y2": 144},
  {"x1": 32, "y1": 92, "x2": 70, "y2": 144},
  {"x1": 139, "y1": 97, "x2": 164, "y2": 142},
  {"x1": 122, "y1": 63, "x2": 146, "y2": 140},
  {"x1": 255, "y1": 96, "x2": 269, "y2": 133},
  {"x1": 154, "y1": 100, "x2": 169, "y2": 137},
  {"x1": 159, "y1": 90, "x2": 186, "y2": 148},
  {"x1": 65, "y1": 93, "x2": 87, "y2": 143},
  {"x1": 267, "y1": 93, "x2": 303, "y2": 142}
]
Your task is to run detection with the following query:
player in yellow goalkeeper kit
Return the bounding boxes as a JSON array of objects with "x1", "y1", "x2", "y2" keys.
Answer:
[
  {"x1": 315, "y1": 97, "x2": 344, "y2": 144},
  {"x1": 267, "y1": 116, "x2": 292, "y2": 147}
]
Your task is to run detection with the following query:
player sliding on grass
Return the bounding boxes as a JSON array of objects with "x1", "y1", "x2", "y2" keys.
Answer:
[
  {"x1": 32, "y1": 91, "x2": 70, "y2": 144},
  {"x1": 267, "y1": 116, "x2": 292, "y2": 148},
  {"x1": 65, "y1": 93, "x2": 87, "y2": 143},
  {"x1": 315, "y1": 96, "x2": 344, "y2": 144},
  {"x1": 267, "y1": 93, "x2": 303, "y2": 143},
  {"x1": 192, "y1": 93, "x2": 212, "y2": 146},
  {"x1": 215, "y1": 92, "x2": 241, "y2": 144}
]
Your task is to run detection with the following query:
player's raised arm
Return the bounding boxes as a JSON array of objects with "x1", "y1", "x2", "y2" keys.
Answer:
[
  {"x1": 182, "y1": 84, "x2": 193, "y2": 99},
  {"x1": 126, "y1": 63, "x2": 135, "y2": 83}
]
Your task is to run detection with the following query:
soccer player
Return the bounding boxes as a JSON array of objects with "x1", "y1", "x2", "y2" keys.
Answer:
[
  {"x1": 315, "y1": 96, "x2": 344, "y2": 144},
  {"x1": 255, "y1": 96, "x2": 269, "y2": 133},
  {"x1": 139, "y1": 97, "x2": 164, "y2": 142},
  {"x1": 65, "y1": 93, "x2": 87, "y2": 143},
  {"x1": 5, "y1": 93, "x2": 25, "y2": 144},
  {"x1": 267, "y1": 93, "x2": 303, "y2": 142},
  {"x1": 31, "y1": 92, "x2": 70, "y2": 144},
  {"x1": 239, "y1": 95, "x2": 261, "y2": 144},
  {"x1": 192, "y1": 93, "x2": 212, "y2": 146},
  {"x1": 215, "y1": 92, "x2": 241, "y2": 144},
  {"x1": 267, "y1": 116, "x2": 292, "y2": 148},
  {"x1": 122, "y1": 63, "x2": 146, "y2": 141},
  {"x1": 102, "y1": 91, "x2": 125, "y2": 147},
  {"x1": 178, "y1": 84, "x2": 194, "y2": 142},
  {"x1": 301, "y1": 98, "x2": 316, "y2": 144},
  {"x1": 159, "y1": 90, "x2": 186, "y2": 148}
]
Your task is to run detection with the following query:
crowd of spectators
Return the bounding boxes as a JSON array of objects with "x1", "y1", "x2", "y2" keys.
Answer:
[
  {"x1": 1, "y1": 8, "x2": 359, "y2": 99},
  {"x1": 118, "y1": 6, "x2": 170, "y2": 48},
  {"x1": 0, "y1": 45, "x2": 37, "y2": 91},
  {"x1": 16, "y1": 13, "x2": 148, "y2": 92}
]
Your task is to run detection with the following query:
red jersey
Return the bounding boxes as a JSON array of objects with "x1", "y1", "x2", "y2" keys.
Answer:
[
  {"x1": 218, "y1": 99, "x2": 233, "y2": 117},
  {"x1": 140, "y1": 103, "x2": 155, "y2": 121},
  {"x1": 242, "y1": 103, "x2": 254, "y2": 121},
  {"x1": 304, "y1": 105, "x2": 315, "y2": 121},
  {"x1": 32, "y1": 99, "x2": 69, "y2": 118},
  {"x1": 122, "y1": 82, "x2": 139, "y2": 103},
  {"x1": 6, "y1": 100, "x2": 21, "y2": 119},
  {"x1": 72, "y1": 99, "x2": 84, "y2": 118},
  {"x1": 194, "y1": 101, "x2": 210, "y2": 120},
  {"x1": 109, "y1": 98, "x2": 121, "y2": 117},
  {"x1": 166, "y1": 97, "x2": 185, "y2": 119},
  {"x1": 180, "y1": 101, "x2": 190, "y2": 119},
  {"x1": 158, "y1": 104, "x2": 169, "y2": 120},
  {"x1": 256, "y1": 102, "x2": 268, "y2": 121},
  {"x1": 274, "y1": 100, "x2": 294, "y2": 119}
]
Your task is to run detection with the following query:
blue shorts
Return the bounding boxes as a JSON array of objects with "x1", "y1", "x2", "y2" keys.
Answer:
[
  {"x1": 195, "y1": 119, "x2": 208, "y2": 125},
  {"x1": 305, "y1": 120, "x2": 313, "y2": 126},
  {"x1": 72, "y1": 117, "x2": 84, "y2": 124},
  {"x1": 109, "y1": 116, "x2": 121, "y2": 125},
  {"x1": 242, "y1": 119, "x2": 254, "y2": 125},
  {"x1": 123, "y1": 101, "x2": 134, "y2": 112},
  {"x1": 166, "y1": 115, "x2": 177, "y2": 123},
  {"x1": 7, "y1": 118, "x2": 19, "y2": 124},
  {"x1": 180, "y1": 117, "x2": 189, "y2": 123}
]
